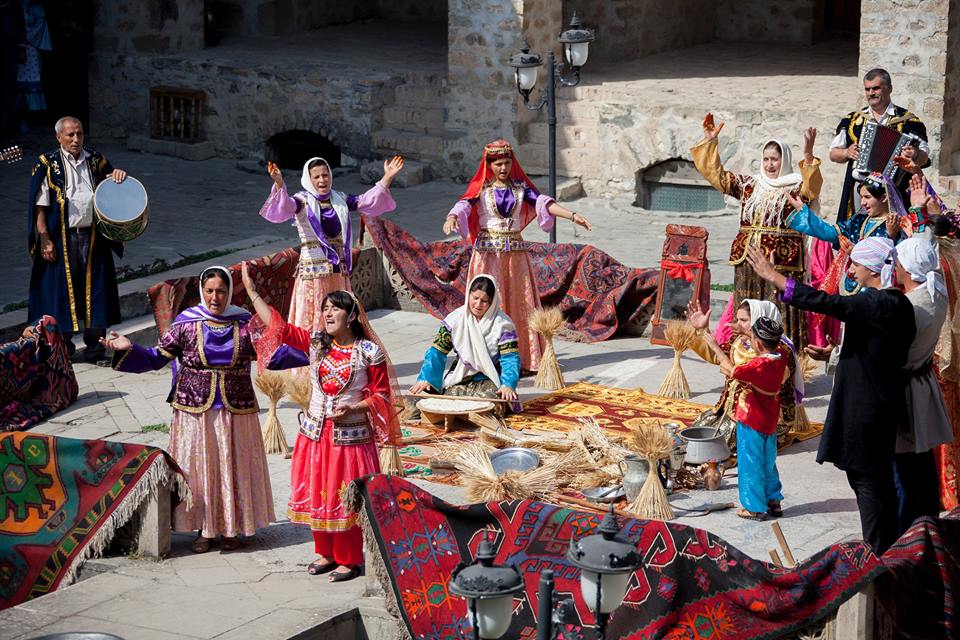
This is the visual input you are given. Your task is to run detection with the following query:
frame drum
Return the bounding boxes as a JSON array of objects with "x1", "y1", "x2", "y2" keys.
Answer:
[{"x1": 93, "y1": 176, "x2": 149, "y2": 242}]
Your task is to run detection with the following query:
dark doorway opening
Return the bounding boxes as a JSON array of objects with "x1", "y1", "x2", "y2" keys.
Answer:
[
  {"x1": 42, "y1": 0, "x2": 92, "y2": 128},
  {"x1": 815, "y1": 0, "x2": 860, "y2": 40},
  {"x1": 266, "y1": 130, "x2": 341, "y2": 171}
]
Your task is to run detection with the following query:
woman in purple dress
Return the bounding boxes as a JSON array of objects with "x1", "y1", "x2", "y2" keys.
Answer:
[{"x1": 102, "y1": 266, "x2": 275, "y2": 553}]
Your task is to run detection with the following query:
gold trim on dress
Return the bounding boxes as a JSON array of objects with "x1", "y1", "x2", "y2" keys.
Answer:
[
  {"x1": 172, "y1": 371, "x2": 218, "y2": 413},
  {"x1": 85, "y1": 224, "x2": 95, "y2": 327},
  {"x1": 218, "y1": 373, "x2": 260, "y2": 414},
  {"x1": 286, "y1": 509, "x2": 358, "y2": 531},
  {"x1": 112, "y1": 348, "x2": 133, "y2": 370},
  {"x1": 40, "y1": 155, "x2": 79, "y2": 331}
]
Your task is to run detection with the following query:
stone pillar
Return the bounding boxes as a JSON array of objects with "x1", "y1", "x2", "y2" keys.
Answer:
[
  {"x1": 859, "y1": 0, "x2": 952, "y2": 183},
  {"x1": 135, "y1": 485, "x2": 171, "y2": 559}
]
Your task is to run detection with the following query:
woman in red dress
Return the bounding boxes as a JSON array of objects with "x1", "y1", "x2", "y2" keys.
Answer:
[{"x1": 242, "y1": 263, "x2": 398, "y2": 582}]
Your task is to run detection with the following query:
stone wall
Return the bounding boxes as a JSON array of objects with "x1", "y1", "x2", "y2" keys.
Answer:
[
  {"x1": 859, "y1": 0, "x2": 951, "y2": 182},
  {"x1": 941, "y1": 1, "x2": 960, "y2": 174},
  {"x1": 443, "y1": 0, "x2": 529, "y2": 178},
  {"x1": 93, "y1": 0, "x2": 204, "y2": 54},
  {"x1": 88, "y1": 54, "x2": 394, "y2": 160},
  {"x1": 379, "y1": 0, "x2": 447, "y2": 23},
  {"x1": 715, "y1": 0, "x2": 817, "y2": 45},
  {"x1": 562, "y1": 0, "x2": 718, "y2": 63}
]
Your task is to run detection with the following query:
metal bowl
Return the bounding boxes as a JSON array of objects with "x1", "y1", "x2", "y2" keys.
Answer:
[
  {"x1": 489, "y1": 448, "x2": 540, "y2": 475},
  {"x1": 582, "y1": 485, "x2": 625, "y2": 503},
  {"x1": 678, "y1": 427, "x2": 731, "y2": 465}
]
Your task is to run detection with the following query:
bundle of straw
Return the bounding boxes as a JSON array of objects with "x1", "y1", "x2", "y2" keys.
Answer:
[
  {"x1": 625, "y1": 424, "x2": 675, "y2": 521},
  {"x1": 656, "y1": 321, "x2": 698, "y2": 399},
  {"x1": 530, "y1": 306, "x2": 566, "y2": 390},
  {"x1": 285, "y1": 374, "x2": 312, "y2": 413},
  {"x1": 379, "y1": 444, "x2": 404, "y2": 476},
  {"x1": 255, "y1": 371, "x2": 291, "y2": 457},
  {"x1": 449, "y1": 443, "x2": 556, "y2": 502},
  {"x1": 798, "y1": 353, "x2": 820, "y2": 383}
]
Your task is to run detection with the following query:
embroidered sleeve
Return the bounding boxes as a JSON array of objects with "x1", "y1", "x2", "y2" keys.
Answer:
[
  {"x1": 360, "y1": 340, "x2": 386, "y2": 366},
  {"x1": 432, "y1": 325, "x2": 453, "y2": 355},
  {"x1": 690, "y1": 137, "x2": 745, "y2": 200}
]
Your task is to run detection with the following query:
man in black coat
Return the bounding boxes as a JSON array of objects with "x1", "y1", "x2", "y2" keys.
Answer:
[{"x1": 746, "y1": 239, "x2": 915, "y2": 554}]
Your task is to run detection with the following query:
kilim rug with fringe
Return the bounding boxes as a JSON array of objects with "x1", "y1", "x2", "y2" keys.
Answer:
[{"x1": 0, "y1": 433, "x2": 184, "y2": 609}]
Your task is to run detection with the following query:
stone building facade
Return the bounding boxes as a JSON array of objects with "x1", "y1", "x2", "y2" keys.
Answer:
[{"x1": 89, "y1": 0, "x2": 960, "y2": 210}]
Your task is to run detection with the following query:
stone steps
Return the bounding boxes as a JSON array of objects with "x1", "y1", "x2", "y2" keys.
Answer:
[{"x1": 382, "y1": 105, "x2": 445, "y2": 135}]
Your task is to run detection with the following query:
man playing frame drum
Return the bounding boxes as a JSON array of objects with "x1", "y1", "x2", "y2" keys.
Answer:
[{"x1": 27, "y1": 116, "x2": 130, "y2": 363}]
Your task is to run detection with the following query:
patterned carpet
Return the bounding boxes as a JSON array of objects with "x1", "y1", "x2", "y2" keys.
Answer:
[{"x1": 0, "y1": 433, "x2": 185, "y2": 609}]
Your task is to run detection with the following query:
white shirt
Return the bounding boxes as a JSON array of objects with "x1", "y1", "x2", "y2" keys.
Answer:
[
  {"x1": 34, "y1": 148, "x2": 96, "y2": 228},
  {"x1": 830, "y1": 103, "x2": 931, "y2": 155}
]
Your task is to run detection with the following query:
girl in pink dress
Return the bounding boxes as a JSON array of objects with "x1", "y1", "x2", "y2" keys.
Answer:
[
  {"x1": 443, "y1": 140, "x2": 592, "y2": 371},
  {"x1": 258, "y1": 156, "x2": 403, "y2": 340}
]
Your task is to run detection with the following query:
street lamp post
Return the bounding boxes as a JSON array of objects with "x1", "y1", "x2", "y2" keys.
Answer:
[
  {"x1": 508, "y1": 14, "x2": 595, "y2": 244},
  {"x1": 449, "y1": 505, "x2": 640, "y2": 640}
]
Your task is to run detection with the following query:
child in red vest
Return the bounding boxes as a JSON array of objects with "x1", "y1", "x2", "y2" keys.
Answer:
[{"x1": 702, "y1": 316, "x2": 789, "y2": 520}]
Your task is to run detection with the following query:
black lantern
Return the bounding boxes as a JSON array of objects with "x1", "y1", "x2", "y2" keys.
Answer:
[
  {"x1": 449, "y1": 540, "x2": 525, "y2": 639},
  {"x1": 558, "y1": 13, "x2": 595, "y2": 69}
]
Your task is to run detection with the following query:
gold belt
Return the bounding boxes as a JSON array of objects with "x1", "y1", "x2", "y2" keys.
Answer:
[
  {"x1": 738, "y1": 226, "x2": 802, "y2": 238},
  {"x1": 299, "y1": 255, "x2": 336, "y2": 279},
  {"x1": 475, "y1": 230, "x2": 527, "y2": 253}
]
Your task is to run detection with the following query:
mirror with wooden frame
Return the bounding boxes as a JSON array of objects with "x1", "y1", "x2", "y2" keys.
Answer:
[{"x1": 650, "y1": 224, "x2": 711, "y2": 346}]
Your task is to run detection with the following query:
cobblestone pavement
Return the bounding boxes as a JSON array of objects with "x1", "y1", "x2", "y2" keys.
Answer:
[{"x1": 0, "y1": 306, "x2": 860, "y2": 639}]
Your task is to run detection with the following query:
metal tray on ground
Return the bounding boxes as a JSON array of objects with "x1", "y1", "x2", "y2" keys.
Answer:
[{"x1": 489, "y1": 448, "x2": 540, "y2": 475}]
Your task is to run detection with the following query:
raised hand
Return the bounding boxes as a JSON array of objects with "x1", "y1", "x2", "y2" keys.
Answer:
[
  {"x1": 885, "y1": 213, "x2": 902, "y2": 239},
  {"x1": 443, "y1": 216, "x2": 460, "y2": 235},
  {"x1": 383, "y1": 155, "x2": 404, "y2": 179},
  {"x1": 702, "y1": 112, "x2": 724, "y2": 141},
  {"x1": 802, "y1": 127, "x2": 817, "y2": 160},
  {"x1": 100, "y1": 330, "x2": 131, "y2": 352},
  {"x1": 241, "y1": 261, "x2": 257, "y2": 298},
  {"x1": 267, "y1": 161, "x2": 283, "y2": 188},
  {"x1": 685, "y1": 299, "x2": 710, "y2": 331}
]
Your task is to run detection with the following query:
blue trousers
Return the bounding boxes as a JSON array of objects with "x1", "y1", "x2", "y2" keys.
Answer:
[{"x1": 737, "y1": 422, "x2": 783, "y2": 513}]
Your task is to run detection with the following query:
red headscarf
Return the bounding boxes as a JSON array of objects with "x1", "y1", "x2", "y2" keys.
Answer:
[{"x1": 460, "y1": 139, "x2": 539, "y2": 201}]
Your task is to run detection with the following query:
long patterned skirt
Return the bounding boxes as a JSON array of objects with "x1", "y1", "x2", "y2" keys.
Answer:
[
  {"x1": 168, "y1": 409, "x2": 275, "y2": 538},
  {"x1": 288, "y1": 423, "x2": 380, "y2": 536},
  {"x1": 468, "y1": 250, "x2": 544, "y2": 371},
  {"x1": 935, "y1": 369, "x2": 960, "y2": 510}
]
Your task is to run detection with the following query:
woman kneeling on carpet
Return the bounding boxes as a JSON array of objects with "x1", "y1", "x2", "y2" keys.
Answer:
[
  {"x1": 408, "y1": 274, "x2": 520, "y2": 418},
  {"x1": 103, "y1": 266, "x2": 275, "y2": 553},
  {"x1": 685, "y1": 298, "x2": 807, "y2": 453},
  {"x1": 243, "y1": 263, "x2": 398, "y2": 582},
  {"x1": 698, "y1": 316, "x2": 790, "y2": 520}
]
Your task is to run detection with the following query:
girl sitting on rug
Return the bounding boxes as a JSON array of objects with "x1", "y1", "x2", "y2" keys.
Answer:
[
  {"x1": 103, "y1": 266, "x2": 275, "y2": 553},
  {"x1": 442, "y1": 139, "x2": 592, "y2": 372},
  {"x1": 700, "y1": 316, "x2": 790, "y2": 521},
  {"x1": 243, "y1": 263, "x2": 398, "y2": 583},
  {"x1": 408, "y1": 275, "x2": 520, "y2": 419},
  {"x1": 686, "y1": 298, "x2": 807, "y2": 453}
]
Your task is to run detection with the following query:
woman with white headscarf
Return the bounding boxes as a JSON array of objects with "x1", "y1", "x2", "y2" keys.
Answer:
[
  {"x1": 686, "y1": 297, "x2": 808, "y2": 458},
  {"x1": 409, "y1": 274, "x2": 521, "y2": 416},
  {"x1": 103, "y1": 266, "x2": 275, "y2": 553},
  {"x1": 258, "y1": 155, "x2": 403, "y2": 335},
  {"x1": 692, "y1": 114, "x2": 822, "y2": 348},
  {"x1": 893, "y1": 236, "x2": 952, "y2": 531}
]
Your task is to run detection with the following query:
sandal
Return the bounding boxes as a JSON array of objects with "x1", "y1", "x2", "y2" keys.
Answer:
[
  {"x1": 220, "y1": 536, "x2": 241, "y2": 551},
  {"x1": 191, "y1": 536, "x2": 211, "y2": 553},
  {"x1": 736, "y1": 508, "x2": 767, "y2": 522},
  {"x1": 328, "y1": 565, "x2": 362, "y2": 583},
  {"x1": 308, "y1": 559, "x2": 337, "y2": 575},
  {"x1": 767, "y1": 501, "x2": 783, "y2": 518}
]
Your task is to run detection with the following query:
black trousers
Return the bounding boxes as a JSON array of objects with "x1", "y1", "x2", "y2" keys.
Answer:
[
  {"x1": 846, "y1": 466, "x2": 899, "y2": 555},
  {"x1": 893, "y1": 450, "x2": 941, "y2": 534},
  {"x1": 63, "y1": 227, "x2": 105, "y2": 359}
]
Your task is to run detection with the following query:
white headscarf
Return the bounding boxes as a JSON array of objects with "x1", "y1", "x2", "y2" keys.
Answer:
[
  {"x1": 895, "y1": 237, "x2": 947, "y2": 303},
  {"x1": 743, "y1": 298, "x2": 803, "y2": 401},
  {"x1": 442, "y1": 274, "x2": 515, "y2": 389},
  {"x1": 299, "y1": 157, "x2": 350, "y2": 243},
  {"x1": 195, "y1": 265, "x2": 249, "y2": 320},
  {"x1": 850, "y1": 237, "x2": 896, "y2": 288},
  {"x1": 743, "y1": 139, "x2": 804, "y2": 226}
]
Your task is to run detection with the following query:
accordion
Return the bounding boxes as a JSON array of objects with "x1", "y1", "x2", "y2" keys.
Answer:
[{"x1": 853, "y1": 120, "x2": 919, "y2": 180}]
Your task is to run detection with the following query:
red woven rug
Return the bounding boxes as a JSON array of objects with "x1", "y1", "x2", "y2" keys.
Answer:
[{"x1": 354, "y1": 474, "x2": 882, "y2": 639}]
